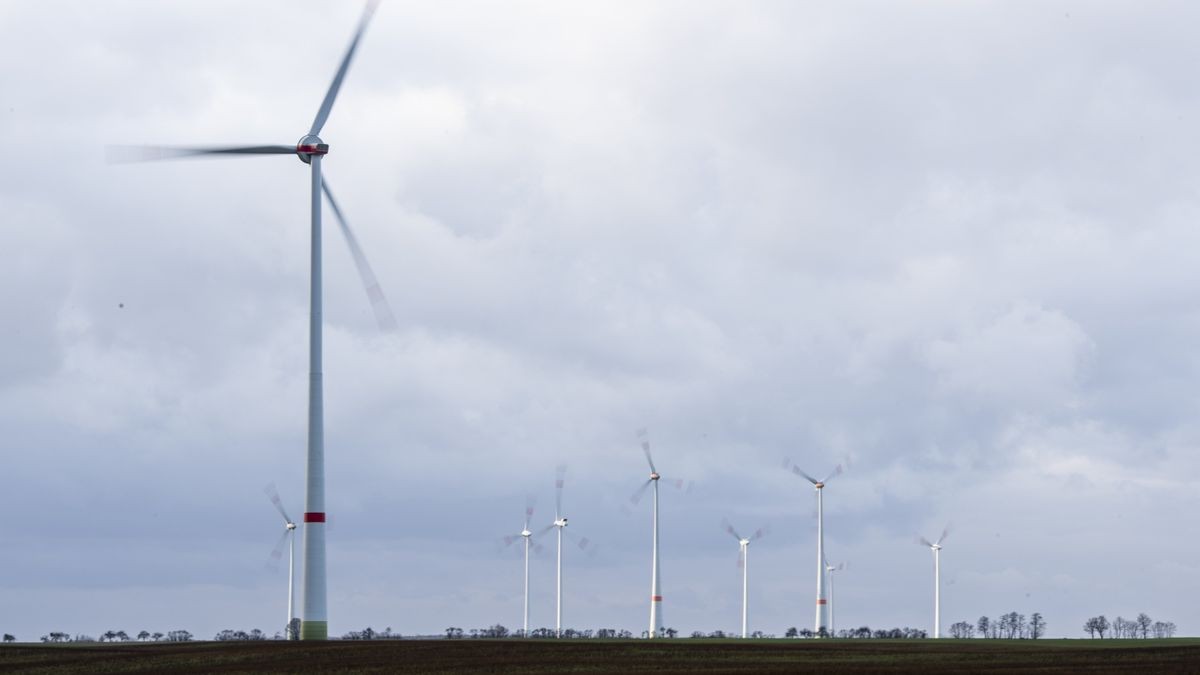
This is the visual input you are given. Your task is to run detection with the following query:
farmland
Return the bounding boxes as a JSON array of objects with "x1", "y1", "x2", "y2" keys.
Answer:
[{"x1": 2, "y1": 638, "x2": 1199, "y2": 674}]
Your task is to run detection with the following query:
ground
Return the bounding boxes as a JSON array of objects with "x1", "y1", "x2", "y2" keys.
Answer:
[{"x1": 2, "y1": 638, "x2": 1199, "y2": 673}]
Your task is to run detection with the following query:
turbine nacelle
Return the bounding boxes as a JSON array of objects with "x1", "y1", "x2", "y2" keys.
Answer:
[
  {"x1": 554, "y1": 517, "x2": 569, "y2": 528},
  {"x1": 286, "y1": 522, "x2": 297, "y2": 531},
  {"x1": 297, "y1": 135, "x2": 329, "y2": 164},
  {"x1": 650, "y1": 472, "x2": 660, "y2": 481},
  {"x1": 521, "y1": 529, "x2": 532, "y2": 538},
  {"x1": 814, "y1": 482, "x2": 824, "y2": 489}
]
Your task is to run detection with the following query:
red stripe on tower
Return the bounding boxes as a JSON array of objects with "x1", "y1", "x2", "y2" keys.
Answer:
[
  {"x1": 816, "y1": 599, "x2": 827, "y2": 605},
  {"x1": 304, "y1": 512, "x2": 326, "y2": 523},
  {"x1": 652, "y1": 595, "x2": 663, "y2": 601}
]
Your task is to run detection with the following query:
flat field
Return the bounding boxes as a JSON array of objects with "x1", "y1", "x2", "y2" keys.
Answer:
[{"x1": 2, "y1": 638, "x2": 1199, "y2": 674}]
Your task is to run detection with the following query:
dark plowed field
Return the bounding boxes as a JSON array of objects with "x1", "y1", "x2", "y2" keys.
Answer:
[{"x1": 2, "y1": 638, "x2": 1199, "y2": 674}]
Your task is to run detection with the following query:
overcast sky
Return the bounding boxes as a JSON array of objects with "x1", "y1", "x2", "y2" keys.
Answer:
[{"x1": 3, "y1": 0, "x2": 1200, "y2": 641}]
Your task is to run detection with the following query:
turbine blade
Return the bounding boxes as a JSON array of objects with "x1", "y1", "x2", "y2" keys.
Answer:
[
  {"x1": 791, "y1": 465, "x2": 819, "y2": 484},
  {"x1": 721, "y1": 517, "x2": 743, "y2": 542},
  {"x1": 555, "y1": 465, "x2": 567, "y2": 518},
  {"x1": 821, "y1": 464, "x2": 844, "y2": 484},
  {"x1": 917, "y1": 536, "x2": 934, "y2": 548},
  {"x1": 937, "y1": 525, "x2": 952, "y2": 546},
  {"x1": 107, "y1": 144, "x2": 294, "y2": 162},
  {"x1": 322, "y1": 179, "x2": 398, "y2": 331},
  {"x1": 629, "y1": 479, "x2": 653, "y2": 505},
  {"x1": 534, "y1": 523, "x2": 555, "y2": 538},
  {"x1": 751, "y1": 525, "x2": 769, "y2": 541},
  {"x1": 266, "y1": 528, "x2": 290, "y2": 568},
  {"x1": 638, "y1": 430, "x2": 658, "y2": 474},
  {"x1": 263, "y1": 483, "x2": 293, "y2": 525},
  {"x1": 525, "y1": 495, "x2": 536, "y2": 531},
  {"x1": 309, "y1": 0, "x2": 380, "y2": 136}
]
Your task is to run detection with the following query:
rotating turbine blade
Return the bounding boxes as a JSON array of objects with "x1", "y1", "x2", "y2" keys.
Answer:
[
  {"x1": 629, "y1": 479, "x2": 652, "y2": 505},
  {"x1": 322, "y1": 180, "x2": 398, "y2": 331},
  {"x1": 534, "y1": 523, "x2": 555, "y2": 538},
  {"x1": 791, "y1": 465, "x2": 819, "y2": 485},
  {"x1": 821, "y1": 464, "x2": 844, "y2": 484},
  {"x1": 525, "y1": 495, "x2": 537, "y2": 531},
  {"x1": 263, "y1": 483, "x2": 294, "y2": 526},
  {"x1": 107, "y1": 144, "x2": 295, "y2": 163},
  {"x1": 751, "y1": 525, "x2": 770, "y2": 541},
  {"x1": 937, "y1": 525, "x2": 952, "y2": 546},
  {"x1": 267, "y1": 528, "x2": 290, "y2": 568},
  {"x1": 637, "y1": 429, "x2": 657, "y2": 473},
  {"x1": 555, "y1": 465, "x2": 567, "y2": 518},
  {"x1": 309, "y1": 0, "x2": 381, "y2": 137},
  {"x1": 917, "y1": 535, "x2": 934, "y2": 548},
  {"x1": 721, "y1": 518, "x2": 743, "y2": 542}
]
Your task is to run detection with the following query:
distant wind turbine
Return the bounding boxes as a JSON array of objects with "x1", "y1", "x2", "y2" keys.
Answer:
[
  {"x1": 630, "y1": 429, "x2": 691, "y2": 639},
  {"x1": 551, "y1": 466, "x2": 592, "y2": 638},
  {"x1": 722, "y1": 519, "x2": 768, "y2": 639},
  {"x1": 264, "y1": 484, "x2": 298, "y2": 640},
  {"x1": 110, "y1": 1, "x2": 389, "y2": 640},
  {"x1": 785, "y1": 459, "x2": 842, "y2": 636},
  {"x1": 499, "y1": 496, "x2": 545, "y2": 637},
  {"x1": 917, "y1": 526, "x2": 951, "y2": 638},
  {"x1": 824, "y1": 559, "x2": 846, "y2": 637}
]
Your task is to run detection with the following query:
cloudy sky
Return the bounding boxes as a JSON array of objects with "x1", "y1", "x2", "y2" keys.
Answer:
[{"x1": 3, "y1": 0, "x2": 1200, "y2": 640}]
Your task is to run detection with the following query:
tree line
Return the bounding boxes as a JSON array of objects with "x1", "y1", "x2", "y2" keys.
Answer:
[
  {"x1": 1083, "y1": 614, "x2": 1176, "y2": 639},
  {"x1": 37, "y1": 630, "x2": 194, "y2": 643},
  {"x1": 947, "y1": 612, "x2": 1045, "y2": 639}
]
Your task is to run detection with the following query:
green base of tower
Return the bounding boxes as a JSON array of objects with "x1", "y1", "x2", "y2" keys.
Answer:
[{"x1": 300, "y1": 620, "x2": 328, "y2": 640}]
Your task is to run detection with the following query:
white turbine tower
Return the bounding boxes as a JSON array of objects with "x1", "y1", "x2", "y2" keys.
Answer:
[
  {"x1": 110, "y1": 2, "x2": 388, "y2": 640},
  {"x1": 824, "y1": 560, "x2": 846, "y2": 638},
  {"x1": 785, "y1": 460, "x2": 842, "y2": 636},
  {"x1": 721, "y1": 519, "x2": 768, "y2": 639},
  {"x1": 918, "y1": 526, "x2": 951, "y2": 638},
  {"x1": 550, "y1": 466, "x2": 592, "y2": 638},
  {"x1": 630, "y1": 429, "x2": 690, "y2": 639},
  {"x1": 499, "y1": 496, "x2": 544, "y2": 637},
  {"x1": 264, "y1": 484, "x2": 298, "y2": 640}
]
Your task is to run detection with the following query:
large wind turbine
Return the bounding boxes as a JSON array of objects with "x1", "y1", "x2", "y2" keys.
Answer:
[
  {"x1": 918, "y1": 526, "x2": 950, "y2": 638},
  {"x1": 111, "y1": 2, "x2": 388, "y2": 640},
  {"x1": 785, "y1": 460, "x2": 842, "y2": 636},
  {"x1": 499, "y1": 496, "x2": 544, "y2": 637},
  {"x1": 824, "y1": 559, "x2": 846, "y2": 637},
  {"x1": 630, "y1": 429, "x2": 690, "y2": 639},
  {"x1": 264, "y1": 484, "x2": 298, "y2": 640},
  {"x1": 722, "y1": 519, "x2": 767, "y2": 639}
]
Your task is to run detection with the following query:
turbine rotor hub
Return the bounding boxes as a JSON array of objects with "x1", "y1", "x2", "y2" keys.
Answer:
[
  {"x1": 650, "y1": 472, "x2": 660, "y2": 481},
  {"x1": 286, "y1": 522, "x2": 297, "y2": 531},
  {"x1": 296, "y1": 134, "x2": 329, "y2": 164},
  {"x1": 521, "y1": 529, "x2": 532, "y2": 538},
  {"x1": 814, "y1": 482, "x2": 824, "y2": 489}
]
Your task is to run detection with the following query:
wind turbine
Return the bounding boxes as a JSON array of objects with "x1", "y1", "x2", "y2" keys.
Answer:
[
  {"x1": 722, "y1": 519, "x2": 768, "y2": 639},
  {"x1": 264, "y1": 484, "x2": 298, "y2": 640},
  {"x1": 824, "y1": 559, "x2": 846, "y2": 638},
  {"x1": 630, "y1": 429, "x2": 690, "y2": 639},
  {"x1": 551, "y1": 466, "x2": 592, "y2": 638},
  {"x1": 110, "y1": 2, "x2": 388, "y2": 640},
  {"x1": 499, "y1": 496, "x2": 545, "y2": 637},
  {"x1": 785, "y1": 460, "x2": 842, "y2": 636},
  {"x1": 918, "y1": 526, "x2": 950, "y2": 638}
]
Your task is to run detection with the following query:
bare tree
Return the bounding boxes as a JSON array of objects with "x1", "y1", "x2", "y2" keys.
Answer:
[
  {"x1": 1136, "y1": 613, "x2": 1153, "y2": 639},
  {"x1": 949, "y1": 622, "x2": 974, "y2": 638},
  {"x1": 1029, "y1": 613, "x2": 1045, "y2": 639},
  {"x1": 977, "y1": 616, "x2": 990, "y2": 639}
]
